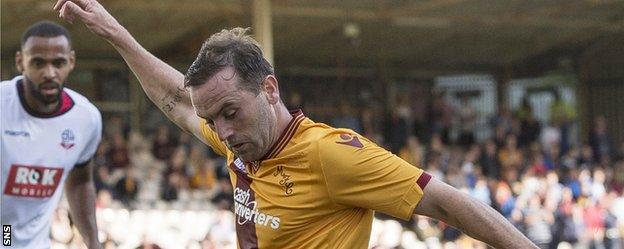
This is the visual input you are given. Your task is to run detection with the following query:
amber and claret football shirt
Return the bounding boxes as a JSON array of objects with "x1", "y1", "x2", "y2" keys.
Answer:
[{"x1": 200, "y1": 110, "x2": 431, "y2": 249}]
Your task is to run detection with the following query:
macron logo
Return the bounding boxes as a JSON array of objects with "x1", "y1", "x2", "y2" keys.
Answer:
[
  {"x1": 4, "y1": 130, "x2": 30, "y2": 137},
  {"x1": 336, "y1": 133, "x2": 364, "y2": 149}
]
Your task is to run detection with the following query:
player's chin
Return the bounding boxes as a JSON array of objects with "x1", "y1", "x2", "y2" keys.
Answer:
[
  {"x1": 41, "y1": 95, "x2": 60, "y2": 104},
  {"x1": 237, "y1": 151, "x2": 261, "y2": 162}
]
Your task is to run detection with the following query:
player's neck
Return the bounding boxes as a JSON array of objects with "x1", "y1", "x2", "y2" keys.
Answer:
[
  {"x1": 21, "y1": 81, "x2": 61, "y2": 114},
  {"x1": 274, "y1": 104, "x2": 294, "y2": 138}
]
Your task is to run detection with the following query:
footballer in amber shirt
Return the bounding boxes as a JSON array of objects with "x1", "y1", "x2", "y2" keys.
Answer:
[{"x1": 200, "y1": 110, "x2": 431, "y2": 249}]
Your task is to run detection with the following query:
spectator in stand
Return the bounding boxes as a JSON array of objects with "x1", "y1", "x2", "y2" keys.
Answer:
[
  {"x1": 360, "y1": 106, "x2": 384, "y2": 145},
  {"x1": 399, "y1": 136, "x2": 425, "y2": 167},
  {"x1": 471, "y1": 178, "x2": 491, "y2": 206},
  {"x1": 551, "y1": 187, "x2": 580, "y2": 247},
  {"x1": 479, "y1": 139, "x2": 500, "y2": 179},
  {"x1": 540, "y1": 121, "x2": 561, "y2": 155},
  {"x1": 494, "y1": 182, "x2": 516, "y2": 218},
  {"x1": 612, "y1": 160, "x2": 624, "y2": 194},
  {"x1": 331, "y1": 100, "x2": 363, "y2": 133},
  {"x1": 94, "y1": 163, "x2": 113, "y2": 193},
  {"x1": 524, "y1": 196, "x2": 554, "y2": 249},
  {"x1": 161, "y1": 171, "x2": 182, "y2": 202},
  {"x1": 457, "y1": 95, "x2": 476, "y2": 148},
  {"x1": 543, "y1": 142, "x2": 562, "y2": 171},
  {"x1": 187, "y1": 143, "x2": 205, "y2": 168},
  {"x1": 617, "y1": 142, "x2": 624, "y2": 161},
  {"x1": 190, "y1": 158, "x2": 218, "y2": 191},
  {"x1": 152, "y1": 124, "x2": 178, "y2": 161},
  {"x1": 549, "y1": 91, "x2": 576, "y2": 154},
  {"x1": 423, "y1": 152, "x2": 444, "y2": 183},
  {"x1": 104, "y1": 115, "x2": 130, "y2": 140},
  {"x1": 583, "y1": 198, "x2": 607, "y2": 249},
  {"x1": 579, "y1": 144, "x2": 595, "y2": 168},
  {"x1": 93, "y1": 141, "x2": 113, "y2": 192},
  {"x1": 498, "y1": 135, "x2": 524, "y2": 182},
  {"x1": 164, "y1": 146, "x2": 190, "y2": 178},
  {"x1": 429, "y1": 93, "x2": 453, "y2": 144},
  {"x1": 429, "y1": 133, "x2": 451, "y2": 171},
  {"x1": 107, "y1": 133, "x2": 130, "y2": 170},
  {"x1": 528, "y1": 143, "x2": 547, "y2": 176},
  {"x1": 590, "y1": 115, "x2": 614, "y2": 164},
  {"x1": 285, "y1": 91, "x2": 304, "y2": 110},
  {"x1": 490, "y1": 105, "x2": 513, "y2": 136},
  {"x1": 560, "y1": 146, "x2": 580, "y2": 170},
  {"x1": 384, "y1": 105, "x2": 409, "y2": 154},
  {"x1": 211, "y1": 179, "x2": 234, "y2": 210},
  {"x1": 95, "y1": 189, "x2": 113, "y2": 210},
  {"x1": 113, "y1": 166, "x2": 140, "y2": 206},
  {"x1": 590, "y1": 168, "x2": 607, "y2": 201},
  {"x1": 519, "y1": 110, "x2": 541, "y2": 148},
  {"x1": 461, "y1": 145, "x2": 481, "y2": 188},
  {"x1": 93, "y1": 138, "x2": 111, "y2": 169},
  {"x1": 177, "y1": 131, "x2": 193, "y2": 151}
]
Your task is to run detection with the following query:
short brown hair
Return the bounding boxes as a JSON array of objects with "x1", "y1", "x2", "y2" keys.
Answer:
[{"x1": 184, "y1": 27, "x2": 273, "y2": 94}]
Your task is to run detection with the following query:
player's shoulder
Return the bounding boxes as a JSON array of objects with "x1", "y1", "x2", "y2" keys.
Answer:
[
  {"x1": 63, "y1": 87, "x2": 102, "y2": 122},
  {"x1": 1, "y1": 76, "x2": 20, "y2": 96},
  {"x1": 298, "y1": 119, "x2": 369, "y2": 155}
]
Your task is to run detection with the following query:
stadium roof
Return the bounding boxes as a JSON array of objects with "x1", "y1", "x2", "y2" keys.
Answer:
[{"x1": 2, "y1": 0, "x2": 623, "y2": 76}]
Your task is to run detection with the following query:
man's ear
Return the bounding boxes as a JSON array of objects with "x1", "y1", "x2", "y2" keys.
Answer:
[
  {"x1": 262, "y1": 75, "x2": 280, "y2": 105},
  {"x1": 68, "y1": 50, "x2": 76, "y2": 71},
  {"x1": 15, "y1": 51, "x2": 23, "y2": 73}
]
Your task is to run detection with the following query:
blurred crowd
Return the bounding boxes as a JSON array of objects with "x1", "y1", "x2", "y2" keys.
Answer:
[
  {"x1": 370, "y1": 94, "x2": 624, "y2": 249},
  {"x1": 50, "y1": 92, "x2": 624, "y2": 249}
]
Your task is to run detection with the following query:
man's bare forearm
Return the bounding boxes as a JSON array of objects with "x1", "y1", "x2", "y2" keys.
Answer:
[
  {"x1": 106, "y1": 27, "x2": 194, "y2": 130},
  {"x1": 445, "y1": 196, "x2": 534, "y2": 248},
  {"x1": 415, "y1": 179, "x2": 536, "y2": 249},
  {"x1": 57, "y1": 0, "x2": 204, "y2": 136},
  {"x1": 65, "y1": 165, "x2": 101, "y2": 249}
]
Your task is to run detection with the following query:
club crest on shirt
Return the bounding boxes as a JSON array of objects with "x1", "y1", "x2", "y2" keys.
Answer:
[
  {"x1": 60, "y1": 129, "x2": 75, "y2": 150},
  {"x1": 336, "y1": 133, "x2": 364, "y2": 149},
  {"x1": 273, "y1": 165, "x2": 294, "y2": 195}
]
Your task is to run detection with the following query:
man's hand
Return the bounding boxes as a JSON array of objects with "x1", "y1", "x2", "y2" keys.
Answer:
[
  {"x1": 55, "y1": 0, "x2": 205, "y2": 143},
  {"x1": 54, "y1": 0, "x2": 122, "y2": 40}
]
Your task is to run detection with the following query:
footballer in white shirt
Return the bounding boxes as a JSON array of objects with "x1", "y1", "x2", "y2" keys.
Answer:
[{"x1": 1, "y1": 21, "x2": 102, "y2": 249}]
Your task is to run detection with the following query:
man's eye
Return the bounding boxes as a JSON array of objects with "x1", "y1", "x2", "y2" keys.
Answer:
[
  {"x1": 53, "y1": 60, "x2": 67, "y2": 68},
  {"x1": 33, "y1": 60, "x2": 45, "y2": 68},
  {"x1": 224, "y1": 110, "x2": 237, "y2": 119}
]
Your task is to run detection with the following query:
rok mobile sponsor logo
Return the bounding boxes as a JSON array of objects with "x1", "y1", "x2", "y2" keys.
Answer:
[
  {"x1": 233, "y1": 187, "x2": 280, "y2": 230},
  {"x1": 3, "y1": 165, "x2": 63, "y2": 198}
]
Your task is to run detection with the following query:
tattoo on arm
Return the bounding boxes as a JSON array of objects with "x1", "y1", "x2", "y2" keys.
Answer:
[{"x1": 161, "y1": 86, "x2": 187, "y2": 114}]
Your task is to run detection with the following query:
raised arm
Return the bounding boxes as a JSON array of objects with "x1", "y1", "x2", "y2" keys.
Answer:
[
  {"x1": 414, "y1": 178, "x2": 537, "y2": 249},
  {"x1": 54, "y1": 0, "x2": 204, "y2": 140}
]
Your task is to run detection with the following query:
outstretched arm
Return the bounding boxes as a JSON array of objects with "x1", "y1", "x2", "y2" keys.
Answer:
[
  {"x1": 54, "y1": 0, "x2": 204, "y2": 141},
  {"x1": 65, "y1": 163, "x2": 101, "y2": 249},
  {"x1": 414, "y1": 178, "x2": 537, "y2": 249}
]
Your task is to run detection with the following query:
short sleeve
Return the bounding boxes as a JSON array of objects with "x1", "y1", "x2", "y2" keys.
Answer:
[
  {"x1": 199, "y1": 118, "x2": 228, "y2": 157},
  {"x1": 77, "y1": 108, "x2": 102, "y2": 165},
  {"x1": 317, "y1": 131, "x2": 429, "y2": 220}
]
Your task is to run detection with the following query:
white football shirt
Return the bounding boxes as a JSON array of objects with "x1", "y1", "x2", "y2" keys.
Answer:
[{"x1": 1, "y1": 76, "x2": 102, "y2": 249}]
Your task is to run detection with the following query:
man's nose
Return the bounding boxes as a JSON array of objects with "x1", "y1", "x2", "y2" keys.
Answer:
[
  {"x1": 42, "y1": 64, "x2": 56, "y2": 80},
  {"x1": 215, "y1": 120, "x2": 234, "y2": 142}
]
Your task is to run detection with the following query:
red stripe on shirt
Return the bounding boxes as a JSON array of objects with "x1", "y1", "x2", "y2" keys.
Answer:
[{"x1": 416, "y1": 172, "x2": 432, "y2": 189}]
